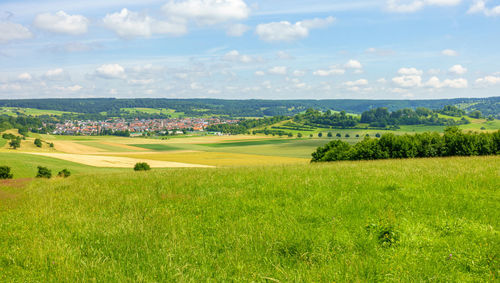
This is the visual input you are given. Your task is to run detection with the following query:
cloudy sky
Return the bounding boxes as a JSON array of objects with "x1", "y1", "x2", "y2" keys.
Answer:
[{"x1": 0, "y1": 0, "x2": 499, "y2": 100}]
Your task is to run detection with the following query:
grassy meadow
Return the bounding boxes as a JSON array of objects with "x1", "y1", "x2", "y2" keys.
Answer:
[{"x1": 0, "y1": 156, "x2": 498, "y2": 281}]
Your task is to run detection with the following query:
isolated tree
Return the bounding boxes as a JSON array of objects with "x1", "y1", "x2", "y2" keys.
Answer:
[
  {"x1": 297, "y1": 133, "x2": 303, "y2": 138},
  {"x1": 34, "y1": 138, "x2": 42, "y2": 148},
  {"x1": 345, "y1": 134, "x2": 350, "y2": 138},
  {"x1": 309, "y1": 134, "x2": 313, "y2": 138},
  {"x1": 287, "y1": 133, "x2": 293, "y2": 137},
  {"x1": 36, "y1": 166, "x2": 52, "y2": 178},
  {"x1": 366, "y1": 134, "x2": 370, "y2": 137},
  {"x1": 9, "y1": 138, "x2": 21, "y2": 149},
  {"x1": 0, "y1": 166, "x2": 13, "y2": 179},
  {"x1": 356, "y1": 134, "x2": 360, "y2": 138},
  {"x1": 375, "y1": 133, "x2": 381, "y2": 138},
  {"x1": 318, "y1": 132, "x2": 323, "y2": 138},
  {"x1": 57, "y1": 169, "x2": 71, "y2": 178},
  {"x1": 336, "y1": 133, "x2": 342, "y2": 138},
  {"x1": 49, "y1": 143, "x2": 54, "y2": 148},
  {"x1": 134, "y1": 162, "x2": 151, "y2": 171},
  {"x1": 468, "y1": 110, "x2": 482, "y2": 119},
  {"x1": 327, "y1": 132, "x2": 333, "y2": 138}
]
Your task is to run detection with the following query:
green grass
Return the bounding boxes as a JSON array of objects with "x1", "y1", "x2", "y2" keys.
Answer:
[
  {"x1": 0, "y1": 153, "x2": 127, "y2": 178},
  {"x1": 0, "y1": 107, "x2": 76, "y2": 116},
  {"x1": 78, "y1": 142, "x2": 139, "y2": 152},
  {"x1": 129, "y1": 144, "x2": 182, "y2": 151},
  {"x1": 0, "y1": 138, "x2": 6, "y2": 148},
  {"x1": 120, "y1": 108, "x2": 184, "y2": 118},
  {"x1": 0, "y1": 156, "x2": 498, "y2": 281}
]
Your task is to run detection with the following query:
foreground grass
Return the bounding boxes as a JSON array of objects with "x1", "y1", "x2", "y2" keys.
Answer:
[{"x1": 0, "y1": 157, "x2": 498, "y2": 281}]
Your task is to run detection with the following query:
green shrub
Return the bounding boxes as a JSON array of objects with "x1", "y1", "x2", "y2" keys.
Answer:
[
  {"x1": 36, "y1": 166, "x2": 52, "y2": 178},
  {"x1": 57, "y1": 169, "x2": 71, "y2": 178},
  {"x1": 134, "y1": 162, "x2": 151, "y2": 171},
  {"x1": 34, "y1": 138, "x2": 42, "y2": 148},
  {"x1": 0, "y1": 166, "x2": 13, "y2": 179},
  {"x1": 9, "y1": 138, "x2": 21, "y2": 149}
]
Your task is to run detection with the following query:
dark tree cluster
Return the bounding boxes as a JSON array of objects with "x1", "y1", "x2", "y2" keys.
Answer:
[
  {"x1": 206, "y1": 116, "x2": 288, "y2": 135},
  {"x1": 311, "y1": 127, "x2": 500, "y2": 162},
  {"x1": 294, "y1": 109, "x2": 358, "y2": 128}
]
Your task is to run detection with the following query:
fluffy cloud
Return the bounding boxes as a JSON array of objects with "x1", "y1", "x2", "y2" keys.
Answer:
[
  {"x1": 44, "y1": 68, "x2": 69, "y2": 81},
  {"x1": 475, "y1": 75, "x2": 500, "y2": 85},
  {"x1": 17, "y1": 72, "x2": 33, "y2": 81},
  {"x1": 442, "y1": 49, "x2": 458, "y2": 56},
  {"x1": 425, "y1": 76, "x2": 468, "y2": 88},
  {"x1": 292, "y1": 70, "x2": 305, "y2": 77},
  {"x1": 226, "y1": 23, "x2": 249, "y2": 36},
  {"x1": 103, "y1": 8, "x2": 186, "y2": 38},
  {"x1": 54, "y1": 85, "x2": 83, "y2": 92},
  {"x1": 392, "y1": 75, "x2": 422, "y2": 88},
  {"x1": 387, "y1": 0, "x2": 461, "y2": 13},
  {"x1": 468, "y1": 0, "x2": 500, "y2": 16},
  {"x1": 313, "y1": 67, "x2": 345, "y2": 76},
  {"x1": 344, "y1": 60, "x2": 363, "y2": 69},
  {"x1": 256, "y1": 16, "x2": 335, "y2": 42},
  {"x1": 449, "y1": 64, "x2": 467, "y2": 75},
  {"x1": 222, "y1": 50, "x2": 253, "y2": 63},
  {"x1": 34, "y1": 11, "x2": 89, "y2": 35},
  {"x1": 162, "y1": 0, "x2": 250, "y2": 25},
  {"x1": 0, "y1": 21, "x2": 33, "y2": 43},
  {"x1": 398, "y1": 67, "x2": 423, "y2": 76},
  {"x1": 343, "y1": 79, "x2": 368, "y2": 87},
  {"x1": 255, "y1": 71, "x2": 265, "y2": 76},
  {"x1": 268, "y1": 66, "x2": 287, "y2": 75},
  {"x1": 95, "y1": 64, "x2": 126, "y2": 79}
]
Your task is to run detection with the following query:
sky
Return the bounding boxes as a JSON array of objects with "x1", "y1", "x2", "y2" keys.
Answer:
[{"x1": 0, "y1": 0, "x2": 499, "y2": 100}]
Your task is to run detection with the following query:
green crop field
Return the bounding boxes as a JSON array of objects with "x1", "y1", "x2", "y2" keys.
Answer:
[
  {"x1": 0, "y1": 138, "x2": 6, "y2": 148},
  {"x1": 120, "y1": 108, "x2": 184, "y2": 118},
  {"x1": 0, "y1": 107, "x2": 76, "y2": 116},
  {"x1": 200, "y1": 139, "x2": 294, "y2": 147},
  {"x1": 129, "y1": 144, "x2": 182, "y2": 151},
  {"x1": 0, "y1": 156, "x2": 498, "y2": 281}
]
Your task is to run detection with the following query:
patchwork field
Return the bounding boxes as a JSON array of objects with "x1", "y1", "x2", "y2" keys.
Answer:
[{"x1": 0, "y1": 156, "x2": 498, "y2": 281}]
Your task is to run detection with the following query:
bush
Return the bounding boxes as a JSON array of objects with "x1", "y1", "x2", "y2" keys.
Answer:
[
  {"x1": 0, "y1": 166, "x2": 13, "y2": 179},
  {"x1": 134, "y1": 162, "x2": 151, "y2": 171},
  {"x1": 318, "y1": 132, "x2": 323, "y2": 138},
  {"x1": 34, "y1": 138, "x2": 42, "y2": 148},
  {"x1": 297, "y1": 133, "x2": 303, "y2": 138},
  {"x1": 36, "y1": 166, "x2": 52, "y2": 178},
  {"x1": 336, "y1": 133, "x2": 341, "y2": 138},
  {"x1": 375, "y1": 133, "x2": 381, "y2": 138},
  {"x1": 57, "y1": 169, "x2": 71, "y2": 178},
  {"x1": 49, "y1": 143, "x2": 54, "y2": 148},
  {"x1": 345, "y1": 134, "x2": 350, "y2": 138},
  {"x1": 327, "y1": 132, "x2": 333, "y2": 138},
  {"x1": 9, "y1": 138, "x2": 21, "y2": 149}
]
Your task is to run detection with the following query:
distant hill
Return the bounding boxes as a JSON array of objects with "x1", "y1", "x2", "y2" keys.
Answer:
[{"x1": 0, "y1": 97, "x2": 498, "y2": 118}]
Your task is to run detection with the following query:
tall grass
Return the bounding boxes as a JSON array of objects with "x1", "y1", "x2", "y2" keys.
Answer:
[{"x1": 0, "y1": 156, "x2": 498, "y2": 281}]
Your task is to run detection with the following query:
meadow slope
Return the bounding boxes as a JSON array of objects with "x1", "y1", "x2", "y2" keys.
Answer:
[{"x1": 0, "y1": 157, "x2": 498, "y2": 281}]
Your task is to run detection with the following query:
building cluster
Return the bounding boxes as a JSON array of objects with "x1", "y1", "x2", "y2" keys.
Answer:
[{"x1": 52, "y1": 117, "x2": 238, "y2": 135}]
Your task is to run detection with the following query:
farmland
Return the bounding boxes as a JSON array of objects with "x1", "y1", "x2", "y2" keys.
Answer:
[{"x1": 0, "y1": 156, "x2": 498, "y2": 281}]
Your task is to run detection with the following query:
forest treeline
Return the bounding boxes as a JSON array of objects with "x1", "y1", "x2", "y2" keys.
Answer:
[
  {"x1": 0, "y1": 97, "x2": 498, "y2": 117},
  {"x1": 311, "y1": 127, "x2": 500, "y2": 162}
]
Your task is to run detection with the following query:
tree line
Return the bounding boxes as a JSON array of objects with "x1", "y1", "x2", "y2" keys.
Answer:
[{"x1": 311, "y1": 127, "x2": 500, "y2": 162}]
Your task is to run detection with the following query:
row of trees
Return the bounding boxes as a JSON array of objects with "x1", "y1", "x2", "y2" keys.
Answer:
[
  {"x1": 206, "y1": 116, "x2": 288, "y2": 134},
  {"x1": 0, "y1": 166, "x2": 70, "y2": 180},
  {"x1": 311, "y1": 127, "x2": 500, "y2": 162}
]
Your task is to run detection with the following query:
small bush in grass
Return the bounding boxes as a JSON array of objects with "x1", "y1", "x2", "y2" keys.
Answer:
[
  {"x1": 36, "y1": 166, "x2": 52, "y2": 179},
  {"x1": 57, "y1": 169, "x2": 71, "y2": 178},
  {"x1": 9, "y1": 138, "x2": 21, "y2": 149},
  {"x1": 0, "y1": 166, "x2": 13, "y2": 179},
  {"x1": 34, "y1": 138, "x2": 42, "y2": 148},
  {"x1": 366, "y1": 222, "x2": 400, "y2": 247},
  {"x1": 134, "y1": 162, "x2": 151, "y2": 171},
  {"x1": 49, "y1": 143, "x2": 54, "y2": 148}
]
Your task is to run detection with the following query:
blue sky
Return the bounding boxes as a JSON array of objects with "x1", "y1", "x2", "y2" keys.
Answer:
[{"x1": 0, "y1": 0, "x2": 499, "y2": 99}]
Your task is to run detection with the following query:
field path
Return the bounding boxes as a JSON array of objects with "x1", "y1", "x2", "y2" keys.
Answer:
[{"x1": 24, "y1": 153, "x2": 213, "y2": 168}]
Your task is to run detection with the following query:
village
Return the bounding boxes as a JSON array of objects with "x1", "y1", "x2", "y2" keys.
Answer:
[{"x1": 51, "y1": 117, "x2": 238, "y2": 136}]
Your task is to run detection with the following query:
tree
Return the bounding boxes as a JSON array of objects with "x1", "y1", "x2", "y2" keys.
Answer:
[
  {"x1": 336, "y1": 133, "x2": 341, "y2": 138},
  {"x1": 134, "y1": 162, "x2": 151, "y2": 171},
  {"x1": 327, "y1": 132, "x2": 333, "y2": 138},
  {"x1": 297, "y1": 133, "x2": 303, "y2": 138},
  {"x1": 468, "y1": 110, "x2": 482, "y2": 119},
  {"x1": 0, "y1": 166, "x2": 13, "y2": 179},
  {"x1": 34, "y1": 138, "x2": 42, "y2": 148},
  {"x1": 36, "y1": 166, "x2": 52, "y2": 178},
  {"x1": 318, "y1": 132, "x2": 323, "y2": 138},
  {"x1": 9, "y1": 138, "x2": 21, "y2": 149},
  {"x1": 57, "y1": 169, "x2": 71, "y2": 178},
  {"x1": 345, "y1": 134, "x2": 350, "y2": 138},
  {"x1": 49, "y1": 143, "x2": 54, "y2": 148},
  {"x1": 375, "y1": 133, "x2": 381, "y2": 138}
]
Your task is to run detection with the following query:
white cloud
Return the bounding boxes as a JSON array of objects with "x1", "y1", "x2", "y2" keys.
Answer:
[
  {"x1": 268, "y1": 66, "x2": 287, "y2": 75},
  {"x1": 256, "y1": 16, "x2": 335, "y2": 42},
  {"x1": 54, "y1": 84, "x2": 83, "y2": 92},
  {"x1": 377, "y1": 78, "x2": 387, "y2": 83},
  {"x1": 475, "y1": 75, "x2": 500, "y2": 85},
  {"x1": 34, "y1": 11, "x2": 88, "y2": 35},
  {"x1": 44, "y1": 68, "x2": 69, "y2": 81},
  {"x1": 344, "y1": 59, "x2": 363, "y2": 69},
  {"x1": 387, "y1": 0, "x2": 461, "y2": 13},
  {"x1": 17, "y1": 72, "x2": 32, "y2": 81},
  {"x1": 255, "y1": 71, "x2": 265, "y2": 76},
  {"x1": 468, "y1": 0, "x2": 500, "y2": 16},
  {"x1": 398, "y1": 67, "x2": 423, "y2": 76},
  {"x1": 95, "y1": 64, "x2": 126, "y2": 79},
  {"x1": 343, "y1": 79, "x2": 368, "y2": 87},
  {"x1": 103, "y1": 8, "x2": 186, "y2": 39},
  {"x1": 425, "y1": 76, "x2": 468, "y2": 88},
  {"x1": 277, "y1": 51, "x2": 293, "y2": 60},
  {"x1": 226, "y1": 23, "x2": 249, "y2": 36},
  {"x1": 442, "y1": 49, "x2": 458, "y2": 56},
  {"x1": 449, "y1": 64, "x2": 467, "y2": 75},
  {"x1": 222, "y1": 50, "x2": 253, "y2": 63},
  {"x1": 162, "y1": 0, "x2": 250, "y2": 25},
  {"x1": 392, "y1": 75, "x2": 422, "y2": 88},
  {"x1": 0, "y1": 21, "x2": 33, "y2": 43},
  {"x1": 292, "y1": 70, "x2": 305, "y2": 76},
  {"x1": 128, "y1": 79, "x2": 154, "y2": 85},
  {"x1": 313, "y1": 67, "x2": 345, "y2": 76}
]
